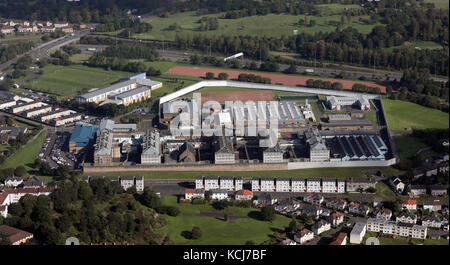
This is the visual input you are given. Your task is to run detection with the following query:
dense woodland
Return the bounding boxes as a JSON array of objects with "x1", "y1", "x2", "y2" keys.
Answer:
[{"x1": 0, "y1": 179, "x2": 172, "y2": 245}]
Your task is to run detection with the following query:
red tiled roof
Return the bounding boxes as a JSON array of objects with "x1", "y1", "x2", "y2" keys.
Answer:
[
  {"x1": 402, "y1": 200, "x2": 417, "y2": 205},
  {"x1": 0, "y1": 225, "x2": 33, "y2": 244},
  {"x1": 0, "y1": 205, "x2": 6, "y2": 211},
  {"x1": 236, "y1": 189, "x2": 253, "y2": 196},
  {"x1": 185, "y1": 188, "x2": 194, "y2": 194},
  {"x1": 330, "y1": 232, "x2": 347, "y2": 245}
]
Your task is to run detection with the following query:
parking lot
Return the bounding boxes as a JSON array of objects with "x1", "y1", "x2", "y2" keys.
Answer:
[{"x1": 38, "y1": 131, "x2": 80, "y2": 169}]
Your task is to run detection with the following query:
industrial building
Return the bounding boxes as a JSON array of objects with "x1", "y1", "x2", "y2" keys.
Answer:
[
  {"x1": 69, "y1": 124, "x2": 98, "y2": 153},
  {"x1": 320, "y1": 119, "x2": 373, "y2": 131},
  {"x1": 141, "y1": 129, "x2": 161, "y2": 164},
  {"x1": 326, "y1": 96, "x2": 370, "y2": 111},
  {"x1": 214, "y1": 132, "x2": 235, "y2": 165},
  {"x1": 305, "y1": 128, "x2": 330, "y2": 162},
  {"x1": 325, "y1": 134, "x2": 387, "y2": 161}
]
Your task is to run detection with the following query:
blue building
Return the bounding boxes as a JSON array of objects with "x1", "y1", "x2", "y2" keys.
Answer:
[
  {"x1": 120, "y1": 72, "x2": 147, "y2": 82},
  {"x1": 69, "y1": 124, "x2": 98, "y2": 153}
]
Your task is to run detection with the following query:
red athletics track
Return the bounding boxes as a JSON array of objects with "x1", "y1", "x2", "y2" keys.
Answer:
[{"x1": 165, "y1": 66, "x2": 386, "y2": 94}]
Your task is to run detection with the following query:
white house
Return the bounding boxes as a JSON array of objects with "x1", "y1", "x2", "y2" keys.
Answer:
[
  {"x1": 306, "y1": 178, "x2": 321, "y2": 192},
  {"x1": 219, "y1": 176, "x2": 234, "y2": 191},
  {"x1": 204, "y1": 176, "x2": 219, "y2": 190},
  {"x1": 251, "y1": 177, "x2": 260, "y2": 192},
  {"x1": 322, "y1": 179, "x2": 337, "y2": 193},
  {"x1": 401, "y1": 200, "x2": 417, "y2": 211},
  {"x1": 348, "y1": 202, "x2": 369, "y2": 215},
  {"x1": 185, "y1": 188, "x2": 205, "y2": 200},
  {"x1": 337, "y1": 180, "x2": 346, "y2": 193},
  {"x1": 235, "y1": 177, "x2": 243, "y2": 191},
  {"x1": 291, "y1": 179, "x2": 306, "y2": 192},
  {"x1": 294, "y1": 229, "x2": 314, "y2": 244},
  {"x1": 4, "y1": 177, "x2": 23, "y2": 187},
  {"x1": 373, "y1": 207, "x2": 392, "y2": 221},
  {"x1": 195, "y1": 176, "x2": 204, "y2": 189},
  {"x1": 260, "y1": 178, "x2": 275, "y2": 192},
  {"x1": 235, "y1": 190, "x2": 253, "y2": 201},
  {"x1": 396, "y1": 212, "x2": 417, "y2": 224},
  {"x1": 312, "y1": 220, "x2": 331, "y2": 235},
  {"x1": 327, "y1": 212, "x2": 344, "y2": 226},
  {"x1": 276, "y1": 178, "x2": 290, "y2": 192},
  {"x1": 422, "y1": 215, "x2": 442, "y2": 228},
  {"x1": 211, "y1": 189, "x2": 228, "y2": 200}
]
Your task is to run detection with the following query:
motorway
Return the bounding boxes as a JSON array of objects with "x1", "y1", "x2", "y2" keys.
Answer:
[{"x1": 0, "y1": 29, "x2": 92, "y2": 73}]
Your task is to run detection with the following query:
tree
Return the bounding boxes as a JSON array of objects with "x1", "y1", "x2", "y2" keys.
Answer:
[
  {"x1": 260, "y1": 205, "x2": 276, "y2": 222},
  {"x1": 142, "y1": 188, "x2": 161, "y2": 209},
  {"x1": 288, "y1": 218, "x2": 297, "y2": 233},
  {"x1": 284, "y1": 63, "x2": 297, "y2": 74},
  {"x1": 218, "y1": 72, "x2": 229, "y2": 80},
  {"x1": 147, "y1": 66, "x2": 161, "y2": 76},
  {"x1": 191, "y1": 226, "x2": 202, "y2": 239},
  {"x1": 245, "y1": 240, "x2": 255, "y2": 245},
  {"x1": 205, "y1": 72, "x2": 215, "y2": 79},
  {"x1": 204, "y1": 190, "x2": 212, "y2": 201},
  {"x1": 14, "y1": 166, "x2": 27, "y2": 177}
]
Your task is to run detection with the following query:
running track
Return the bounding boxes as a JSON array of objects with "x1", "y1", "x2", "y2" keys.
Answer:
[{"x1": 165, "y1": 66, "x2": 386, "y2": 94}]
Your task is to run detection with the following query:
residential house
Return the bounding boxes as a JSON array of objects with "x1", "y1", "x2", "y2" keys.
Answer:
[
  {"x1": 276, "y1": 238, "x2": 297, "y2": 245},
  {"x1": 302, "y1": 204, "x2": 322, "y2": 217},
  {"x1": 348, "y1": 202, "x2": 369, "y2": 215},
  {"x1": 428, "y1": 185, "x2": 448, "y2": 196},
  {"x1": 254, "y1": 193, "x2": 277, "y2": 206},
  {"x1": 219, "y1": 176, "x2": 234, "y2": 191},
  {"x1": 322, "y1": 179, "x2": 337, "y2": 193},
  {"x1": 422, "y1": 216, "x2": 442, "y2": 229},
  {"x1": 4, "y1": 177, "x2": 23, "y2": 187},
  {"x1": 274, "y1": 199, "x2": 301, "y2": 214},
  {"x1": 235, "y1": 190, "x2": 253, "y2": 201},
  {"x1": 390, "y1": 177, "x2": 405, "y2": 193},
  {"x1": 185, "y1": 188, "x2": 205, "y2": 200},
  {"x1": 291, "y1": 178, "x2": 306, "y2": 192},
  {"x1": 329, "y1": 232, "x2": 347, "y2": 245},
  {"x1": 293, "y1": 229, "x2": 314, "y2": 245},
  {"x1": 401, "y1": 200, "x2": 417, "y2": 211},
  {"x1": 306, "y1": 178, "x2": 321, "y2": 193},
  {"x1": 326, "y1": 198, "x2": 347, "y2": 210},
  {"x1": 410, "y1": 185, "x2": 427, "y2": 197},
  {"x1": 396, "y1": 212, "x2": 417, "y2": 224},
  {"x1": 251, "y1": 177, "x2": 260, "y2": 192},
  {"x1": 0, "y1": 26, "x2": 15, "y2": 34},
  {"x1": 312, "y1": 220, "x2": 331, "y2": 235},
  {"x1": 235, "y1": 176, "x2": 243, "y2": 191},
  {"x1": 327, "y1": 212, "x2": 344, "y2": 226},
  {"x1": 211, "y1": 189, "x2": 228, "y2": 200},
  {"x1": 276, "y1": 178, "x2": 290, "y2": 192},
  {"x1": 204, "y1": 176, "x2": 219, "y2": 191},
  {"x1": 423, "y1": 201, "x2": 442, "y2": 212},
  {"x1": 303, "y1": 193, "x2": 324, "y2": 205},
  {"x1": 260, "y1": 177, "x2": 275, "y2": 192},
  {"x1": 135, "y1": 176, "x2": 144, "y2": 193},
  {"x1": 367, "y1": 218, "x2": 427, "y2": 239},
  {"x1": 119, "y1": 176, "x2": 135, "y2": 191},
  {"x1": 195, "y1": 176, "x2": 204, "y2": 189},
  {"x1": 373, "y1": 207, "x2": 392, "y2": 221}
]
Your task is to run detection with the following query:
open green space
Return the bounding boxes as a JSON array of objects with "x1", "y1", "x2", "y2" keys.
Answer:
[
  {"x1": 157, "y1": 196, "x2": 291, "y2": 245},
  {"x1": 86, "y1": 166, "x2": 401, "y2": 179},
  {"x1": 26, "y1": 64, "x2": 132, "y2": 97},
  {"x1": 393, "y1": 135, "x2": 429, "y2": 160},
  {"x1": 316, "y1": 3, "x2": 363, "y2": 16},
  {"x1": 133, "y1": 11, "x2": 379, "y2": 41},
  {"x1": 383, "y1": 99, "x2": 449, "y2": 131},
  {"x1": 384, "y1": 41, "x2": 443, "y2": 52},
  {"x1": 1, "y1": 131, "x2": 46, "y2": 172},
  {"x1": 425, "y1": 0, "x2": 449, "y2": 9}
]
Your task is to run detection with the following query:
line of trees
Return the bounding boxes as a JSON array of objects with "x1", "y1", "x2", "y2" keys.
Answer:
[
  {"x1": 305, "y1": 79, "x2": 344, "y2": 90},
  {"x1": 99, "y1": 45, "x2": 159, "y2": 61}
]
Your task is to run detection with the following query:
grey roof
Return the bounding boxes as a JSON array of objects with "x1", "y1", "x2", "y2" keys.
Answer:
[
  {"x1": 79, "y1": 79, "x2": 139, "y2": 99},
  {"x1": 321, "y1": 119, "x2": 372, "y2": 127},
  {"x1": 220, "y1": 176, "x2": 234, "y2": 180},
  {"x1": 142, "y1": 129, "x2": 160, "y2": 155},
  {"x1": 211, "y1": 189, "x2": 228, "y2": 194},
  {"x1": 113, "y1": 86, "x2": 151, "y2": 100},
  {"x1": 351, "y1": 222, "x2": 367, "y2": 235},
  {"x1": 0, "y1": 126, "x2": 27, "y2": 138},
  {"x1": 120, "y1": 176, "x2": 135, "y2": 181},
  {"x1": 204, "y1": 176, "x2": 219, "y2": 180}
]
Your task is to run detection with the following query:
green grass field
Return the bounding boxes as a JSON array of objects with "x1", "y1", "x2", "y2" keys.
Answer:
[
  {"x1": 384, "y1": 41, "x2": 443, "y2": 52},
  {"x1": 383, "y1": 99, "x2": 449, "y2": 131},
  {"x1": 393, "y1": 135, "x2": 429, "y2": 160},
  {"x1": 134, "y1": 11, "x2": 378, "y2": 41},
  {"x1": 157, "y1": 196, "x2": 291, "y2": 245},
  {"x1": 86, "y1": 166, "x2": 401, "y2": 179},
  {"x1": 26, "y1": 64, "x2": 132, "y2": 97},
  {"x1": 425, "y1": 0, "x2": 449, "y2": 9},
  {"x1": 1, "y1": 131, "x2": 46, "y2": 172}
]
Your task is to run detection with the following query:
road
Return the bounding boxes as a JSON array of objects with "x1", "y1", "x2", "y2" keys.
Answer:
[{"x1": 0, "y1": 29, "x2": 92, "y2": 73}]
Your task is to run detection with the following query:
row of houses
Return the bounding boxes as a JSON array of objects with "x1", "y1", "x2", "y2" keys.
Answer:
[
  {"x1": 366, "y1": 218, "x2": 428, "y2": 240},
  {"x1": 195, "y1": 176, "x2": 376, "y2": 193},
  {"x1": 0, "y1": 20, "x2": 74, "y2": 35},
  {"x1": 0, "y1": 97, "x2": 83, "y2": 127},
  {"x1": 82, "y1": 175, "x2": 144, "y2": 193},
  {"x1": 410, "y1": 185, "x2": 448, "y2": 197}
]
